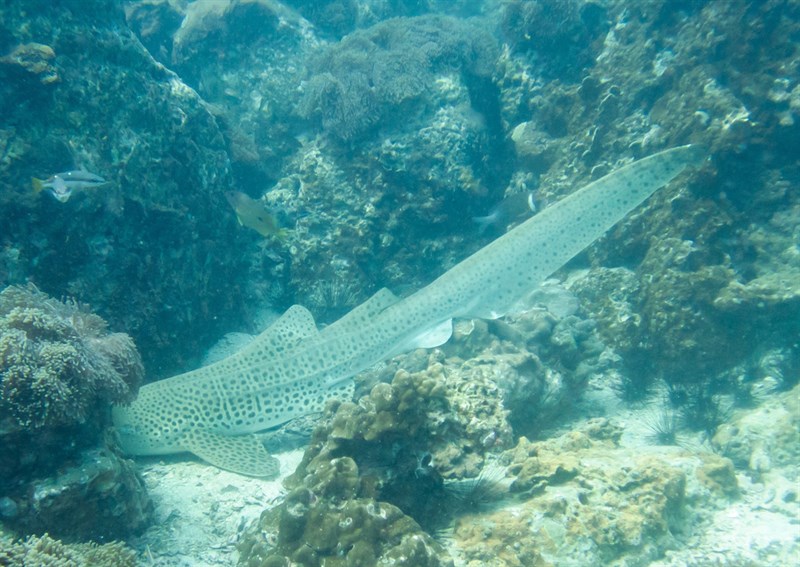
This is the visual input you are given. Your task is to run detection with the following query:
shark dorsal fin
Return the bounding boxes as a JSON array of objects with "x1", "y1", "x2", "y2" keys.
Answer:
[
  {"x1": 165, "y1": 304, "x2": 320, "y2": 382},
  {"x1": 235, "y1": 304, "x2": 318, "y2": 360},
  {"x1": 321, "y1": 287, "x2": 400, "y2": 336}
]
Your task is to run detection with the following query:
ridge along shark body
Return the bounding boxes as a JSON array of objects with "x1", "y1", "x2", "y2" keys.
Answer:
[{"x1": 112, "y1": 145, "x2": 706, "y2": 477}]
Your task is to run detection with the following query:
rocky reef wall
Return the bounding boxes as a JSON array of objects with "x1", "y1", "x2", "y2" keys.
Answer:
[{"x1": 0, "y1": 0, "x2": 798, "y2": 564}]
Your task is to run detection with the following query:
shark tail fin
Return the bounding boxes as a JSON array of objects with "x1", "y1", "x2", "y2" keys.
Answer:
[
  {"x1": 32, "y1": 177, "x2": 45, "y2": 194},
  {"x1": 181, "y1": 430, "x2": 280, "y2": 478}
]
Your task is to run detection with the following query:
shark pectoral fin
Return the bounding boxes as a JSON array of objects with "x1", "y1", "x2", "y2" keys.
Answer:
[
  {"x1": 386, "y1": 319, "x2": 453, "y2": 359},
  {"x1": 412, "y1": 319, "x2": 453, "y2": 348},
  {"x1": 181, "y1": 429, "x2": 280, "y2": 479}
]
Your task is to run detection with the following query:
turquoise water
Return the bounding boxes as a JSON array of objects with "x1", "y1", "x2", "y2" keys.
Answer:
[{"x1": 0, "y1": 1, "x2": 798, "y2": 565}]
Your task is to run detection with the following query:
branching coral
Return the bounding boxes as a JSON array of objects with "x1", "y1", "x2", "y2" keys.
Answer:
[{"x1": 0, "y1": 284, "x2": 143, "y2": 430}]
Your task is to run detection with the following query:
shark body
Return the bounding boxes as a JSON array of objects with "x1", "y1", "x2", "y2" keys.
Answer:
[{"x1": 112, "y1": 145, "x2": 706, "y2": 477}]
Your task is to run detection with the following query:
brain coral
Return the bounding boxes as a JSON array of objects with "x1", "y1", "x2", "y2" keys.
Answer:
[{"x1": 0, "y1": 284, "x2": 143, "y2": 430}]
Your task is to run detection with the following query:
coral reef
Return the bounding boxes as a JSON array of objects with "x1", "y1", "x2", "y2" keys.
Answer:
[
  {"x1": 494, "y1": 427, "x2": 684, "y2": 564},
  {"x1": 283, "y1": 0, "x2": 360, "y2": 38},
  {"x1": 239, "y1": 437, "x2": 449, "y2": 565},
  {"x1": 0, "y1": 285, "x2": 151, "y2": 540},
  {"x1": 2, "y1": 0, "x2": 799, "y2": 563},
  {"x1": 713, "y1": 383, "x2": 800, "y2": 477},
  {"x1": 239, "y1": 477, "x2": 448, "y2": 566},
  {"x1": 5, "y1": 445, "x2": 153, "y2": 541},
  {"x1": 0, "y1": 42, "x2": 59, "y2": 85},
  {"x1": 299, "y1": 14, "x2": 498, "y2": 141},
  {"x1": 0, "y1": 285, "x2": 142, "y2": 431},
  {"x1": 451, "y1": 419, "x2": 733, "y2": 566},
  {"x1": 516, "y1": 0, "x2": 800, "y2": 424},
  {"x1": 0, "y1": 530, "x2": 136, "y2": 567},
  {"x1": 500, "y1": 0, "x2": 609, "y2": 79},
  {"x1": 238, "y1": 356, "x2": 508, "y2": 565},
  {"x1": 163, "y1": 0, "x2": 313, "y2": 194},
  {"x1": 0, "y1": 0, "x2": 248, "y2": 377},
  {"x1": 237, "y1": 294, "x2": 609, "y2": 565}
]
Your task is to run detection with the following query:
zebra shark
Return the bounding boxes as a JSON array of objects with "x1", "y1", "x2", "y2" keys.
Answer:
[{"x1": 112, "y1": 145, "x2": 706, "y2": 477}]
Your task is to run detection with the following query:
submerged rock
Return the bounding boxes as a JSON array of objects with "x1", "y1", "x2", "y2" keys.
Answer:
[
  {"x1": 10, "y1": 447, "x2": 153, "y2": 541},
  {"x1": 713, "y1": 384, "x2": 800, "y2": 476},
  {"x1": 0, "y1": 0, "x2": 247, "y2": 377},
  {"x1": 453, "y1": 419, "x2": 692, "y2": 566}
]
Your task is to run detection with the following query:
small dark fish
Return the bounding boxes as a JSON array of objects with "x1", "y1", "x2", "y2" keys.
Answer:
[
  {"x1": 225, "y1": 191, "x2": 287, "y2": 239},
  {"x1": 473, "y1": 191, "x2": 536, "y2": 233},
  {"x1": 32, "y1": 170, "x2": 108, "y2": 202}
]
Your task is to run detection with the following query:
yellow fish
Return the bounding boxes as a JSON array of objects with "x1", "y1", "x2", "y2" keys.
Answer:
[{"x1": 224, "y1": 191, "x2": 286, "y2": 239}]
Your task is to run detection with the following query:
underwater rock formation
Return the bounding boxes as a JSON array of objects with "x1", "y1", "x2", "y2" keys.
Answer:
[
  {"x1": 239, "y1": 472, "x2": 448, "y2": 566},
  {"x1": 0, "y1": 0, "x2": 248, "y2": 377},
  {"x1": 239, "y1": 386, "x2": 451, "y2": 565},
  {"x1": 713, "y1": 383, "x2": 800, "y2": 476},
  {"x1": 496, "y1": 298, "x2": 608, "y2": 438},
  {"x1": 158, "y1": 0, "x2": 313, "y2": 194},
  {"x1": 7, "y1": 446, "x2": 153, "y2": 541},
  {"x1": 299, "y1": 14, "x2": 498, "y2": 141},
  {"x1": 0, "y1": 284, "x2": 151, "y2": 540},
  {"x1": 119, "y1": 4, "x2": 588, "y2": 342},
  {"x1": 452, "y1": 419, "x2": 732, "y2": 566},
  {"x1": 2, "y1": 0, "x2": 798, "y2": 563},
  {"x1": 275, "y1": 15, "x2": 512, "y2": 307},
  {"x1": 237, "y1": 300, "x2": 610, "y2": 564},
  {"x1": 238, "y1": 358, "x2": 506, "y2": 565},
  {"x1": 500, "y1": 0, "x2": 609, "y2": 79},
  {"x1": 487, "y1": 0, "x2": 800, "y2": 425}
]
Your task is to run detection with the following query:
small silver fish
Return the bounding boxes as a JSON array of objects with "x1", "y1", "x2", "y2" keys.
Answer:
[
  {"x1": 473, "y1": 191, "x2": 536, "y2": 233},
  {"x1": 32, "y1": 170, "x2": 108, "y2": 202}
]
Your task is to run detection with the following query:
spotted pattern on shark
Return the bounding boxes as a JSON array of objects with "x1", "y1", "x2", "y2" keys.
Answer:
[{"x1": 112, "y1": 145, "x2": 706, "y2": 477}]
